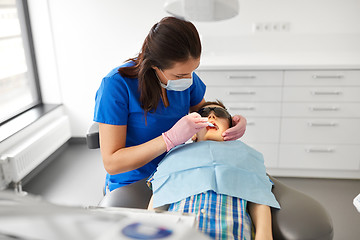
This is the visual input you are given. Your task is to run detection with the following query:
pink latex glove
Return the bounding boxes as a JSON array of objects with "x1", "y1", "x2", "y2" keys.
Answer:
[
  {"x1": 162, "y1": 112, "x2": 208, "y2": 151},
  {"x1": 222, "y1": 115, "x2": 247, "y2": 141}
]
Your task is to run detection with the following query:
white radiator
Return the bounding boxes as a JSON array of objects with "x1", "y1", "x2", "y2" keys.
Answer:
[{"x1": 0, "y1": 115, "x2": 71, "y2": 188}]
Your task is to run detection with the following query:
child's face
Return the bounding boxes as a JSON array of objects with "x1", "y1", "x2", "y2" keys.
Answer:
[{"x1": 194, "y1": 105, "x2": 231, "y2": 142}]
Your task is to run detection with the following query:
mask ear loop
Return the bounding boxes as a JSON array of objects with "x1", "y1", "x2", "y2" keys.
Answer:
[
  {"x1": 155, "y1": 69, "x2": 168, "y2": 88},
  {"x1": 159, "y1": 69, "x2": 169, "y2": 81}
]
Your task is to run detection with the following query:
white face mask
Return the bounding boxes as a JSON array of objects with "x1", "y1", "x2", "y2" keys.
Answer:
[{"x1": 158, "y1": 69, "x2": 193, "y2": 91}]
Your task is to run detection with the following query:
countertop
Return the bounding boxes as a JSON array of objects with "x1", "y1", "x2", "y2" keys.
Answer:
[
  {"x1": 199, "y1": 52, "x2": 360, "y2": 70},
  {"x1": 197, "y1": 34, "x2": 360, "y2": 70}
]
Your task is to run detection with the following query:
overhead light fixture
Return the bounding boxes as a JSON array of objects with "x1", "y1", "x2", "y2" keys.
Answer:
[{"x1": 164, "y1": 0, "x2": 239, "y2": 22}]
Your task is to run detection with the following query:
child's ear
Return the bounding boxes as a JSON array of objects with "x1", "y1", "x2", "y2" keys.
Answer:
[{"x1": 191, "y1": 134, "x2": 198, "y2": 142}]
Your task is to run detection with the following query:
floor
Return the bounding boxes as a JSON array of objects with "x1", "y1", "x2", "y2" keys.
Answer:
[{"x1": 22, "y1": 141, "x2": 360, "y2": 240}]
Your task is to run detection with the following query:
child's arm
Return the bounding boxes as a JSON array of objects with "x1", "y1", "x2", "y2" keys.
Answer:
[
  {"x1": 147, "y1": 195, "x2": 155, "y2": 210},
  {"x1": 248, "y1": 202, "x2": 273, "y2": 240}
]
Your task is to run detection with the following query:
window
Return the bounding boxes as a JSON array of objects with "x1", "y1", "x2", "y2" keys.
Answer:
[{"x1": 0, "y1": 0, "x2": 41, "y2": 124}]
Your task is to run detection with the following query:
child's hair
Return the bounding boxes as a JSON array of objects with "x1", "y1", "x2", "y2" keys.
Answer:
[
  {"x1": 198, "y1": 99, "x2": 226, "y2": 109},
  {"x1": 197, "y1": 100, "x2": 232, "y2": 128}
]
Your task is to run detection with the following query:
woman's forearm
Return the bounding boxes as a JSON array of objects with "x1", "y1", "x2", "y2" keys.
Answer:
[
  {"x1": 103, "y1": 135, "x2": 167, "y2": 175},
  {"x1": 99, "y1": 123, "x2": 167, "y2": 175}
]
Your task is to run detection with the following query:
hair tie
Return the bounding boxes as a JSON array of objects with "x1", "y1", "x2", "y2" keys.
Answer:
[{"x1": 152, "y1": 23, "x2": 159, "y2": 33}]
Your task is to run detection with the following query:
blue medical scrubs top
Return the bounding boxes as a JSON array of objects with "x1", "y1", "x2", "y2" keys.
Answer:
[{"x1": 93, "y1": 62, "x2": 206, "y2": 191}]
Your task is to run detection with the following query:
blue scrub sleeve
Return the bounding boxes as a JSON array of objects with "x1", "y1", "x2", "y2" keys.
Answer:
[
  {"x1": 93, "y1": 76, "x2": 129, "y2": 125},
  {"x1": 190, "y1": 72, "x2": 206, "y2": 107}
]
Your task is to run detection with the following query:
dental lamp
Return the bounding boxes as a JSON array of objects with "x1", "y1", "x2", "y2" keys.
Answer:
[{"x1": 164, "y1": 0, "x2": 239, "y2": 22}]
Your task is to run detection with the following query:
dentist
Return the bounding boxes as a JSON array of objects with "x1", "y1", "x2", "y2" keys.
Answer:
[{"x1": 93, "y1": 17, "x2": 247, "y2": 193}]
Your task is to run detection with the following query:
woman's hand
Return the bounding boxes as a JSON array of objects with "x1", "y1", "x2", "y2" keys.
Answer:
[
  {"x1": 162, "y1": 112, "x2": 208, "y2": 151},
  {"x1": 222, "y1": 114, "x2": 247, "y2": 141}
]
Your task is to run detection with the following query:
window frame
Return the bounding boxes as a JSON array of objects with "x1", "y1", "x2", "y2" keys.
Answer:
[{"x1": 0, "y1": 0, "x2": 42, "y2": 125}]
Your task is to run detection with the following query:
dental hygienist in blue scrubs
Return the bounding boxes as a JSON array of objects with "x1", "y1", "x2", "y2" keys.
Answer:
[{"x1": 93, "y1": 17, "x2": 247, "y2": 193}]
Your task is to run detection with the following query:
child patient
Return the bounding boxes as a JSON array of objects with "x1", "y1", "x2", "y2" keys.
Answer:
[{"x1": 148, "y1": 100, "x2": 280, "y2": 240}]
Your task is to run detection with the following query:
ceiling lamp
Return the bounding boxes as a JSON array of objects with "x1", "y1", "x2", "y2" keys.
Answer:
[{"x1": 164, "y1": 0, "x2": 239, "y2": 22}]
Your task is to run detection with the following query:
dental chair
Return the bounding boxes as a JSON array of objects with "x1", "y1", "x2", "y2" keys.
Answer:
[{"x1": 87, "y1": 122, "x2": 334, "y2": 240}]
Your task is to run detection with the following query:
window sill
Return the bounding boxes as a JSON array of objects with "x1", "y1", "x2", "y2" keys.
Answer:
[{"x1": 0, "y1": 104, "x2": 61, "y2": 143}]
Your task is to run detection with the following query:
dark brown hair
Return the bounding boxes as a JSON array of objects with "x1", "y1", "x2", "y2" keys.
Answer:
[{"x1": 118, "y1": 17, "x2": 202, "y2": 113}]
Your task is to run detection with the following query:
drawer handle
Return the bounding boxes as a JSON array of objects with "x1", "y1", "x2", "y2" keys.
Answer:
[
  {"x1": 312, "y1": 75, "x2": 344, "y2": 79},
  {"x1": 227, "y1": 75, "x2": 256, "y2": 79},
  {"x1": 229, "y1": 91, "x2": 256, "y2": 95},
  {"x1": 247, "y1": 121, "x2": 255, "y2": 126},
  {"x1": 229, "y1": 107, "x2": 256, "y2": 111},
  {"x1": 311, "y1": 91, "x2": 342, "y2": 95},
  {"x1": 309, "y1": 106, "x2": 339, "y2": 111},
  {"x1": 307, "y1": 122, "x2": 337, "y2": 127},
  {"x1": 305, "y1": 147, "x2": 334, "y2": 153}
]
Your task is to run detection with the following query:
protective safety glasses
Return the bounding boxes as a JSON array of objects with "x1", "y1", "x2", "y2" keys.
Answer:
[{"x1": 197, "y1": 107, "x2": 233, "y2": 126}]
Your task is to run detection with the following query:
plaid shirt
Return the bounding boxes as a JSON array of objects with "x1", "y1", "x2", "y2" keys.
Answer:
[{"x1": 168, "y1": 190, "x2": 254, "y2": 240}]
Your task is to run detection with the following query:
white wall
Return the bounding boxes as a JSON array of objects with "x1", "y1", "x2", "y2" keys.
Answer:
[
  {"x1": 28, "y1": 0, "x2": 360, "y2": 137},
  {"x1": 196, "y1": 0, "x2": 360, "y2": 56},
  {"x1": 28, "y1": 0, "x2": 62, "y2": 104}
]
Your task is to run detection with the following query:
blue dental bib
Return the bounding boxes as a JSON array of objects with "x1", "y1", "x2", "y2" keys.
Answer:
[{"x1": 150, "y1": 141, "x2": 280, "y2": 209}]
